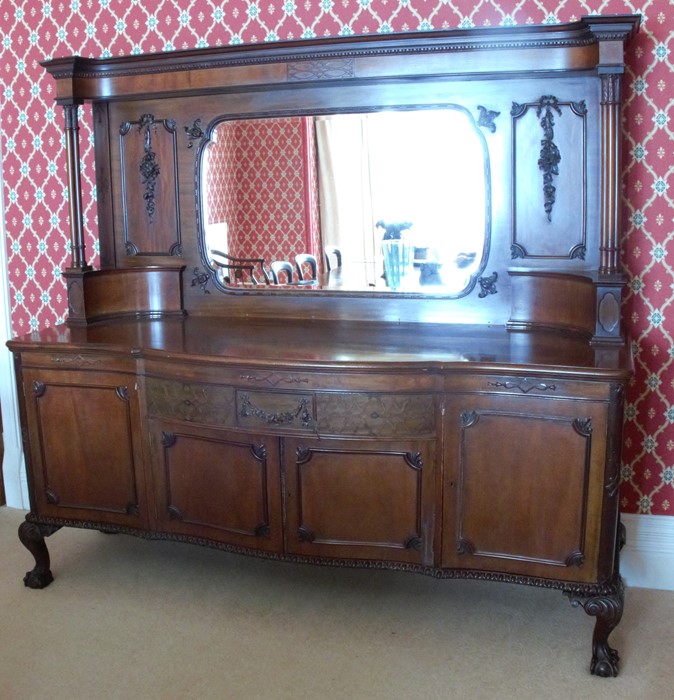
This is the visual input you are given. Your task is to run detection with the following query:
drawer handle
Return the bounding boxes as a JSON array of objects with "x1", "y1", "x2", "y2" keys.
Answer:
[
  {"x1": 487, "y1": 379, "x2": 557, "y2": 394},
  {"x1": 239, "y1": 393, "x2": 314, "y2": 428}
]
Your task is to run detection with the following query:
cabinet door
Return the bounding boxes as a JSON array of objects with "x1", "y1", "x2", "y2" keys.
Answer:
[
  {"x1": 150, "y1": 420, "x2": 283, "y2": 552},
  {"x1": 284, "y1": 437, "x2": 436, "y2": 565},
  {"x1": 23, "y1": 369, "x2": 147, "y2": 527},
  {"x1": 442, "y1": 393, "x2": 609, "y2": 582}
]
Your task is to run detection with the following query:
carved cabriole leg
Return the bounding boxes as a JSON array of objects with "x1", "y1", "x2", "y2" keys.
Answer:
[
  {"x1": 18, "y1": 520, "x2": 60, "y2": 589},
  {"x1": 566, "y1": 575, "x2": 624, "y2": 677}
]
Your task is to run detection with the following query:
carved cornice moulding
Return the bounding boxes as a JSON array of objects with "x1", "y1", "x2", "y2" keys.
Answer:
[{"x1": 41, "y1": 15, "x2": 640, "y2": 102}]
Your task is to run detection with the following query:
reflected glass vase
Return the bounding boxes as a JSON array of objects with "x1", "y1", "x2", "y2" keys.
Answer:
[{"x1": 382, "y1": 240, "x2": 412, "y2": 290}]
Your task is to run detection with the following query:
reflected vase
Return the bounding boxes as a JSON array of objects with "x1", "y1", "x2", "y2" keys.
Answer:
[{"x1": 382, "y1": 240, "x2": 412, "y2": 290}]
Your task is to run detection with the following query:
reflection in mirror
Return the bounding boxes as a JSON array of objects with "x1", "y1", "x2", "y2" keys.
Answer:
[{"x1": 200, "y1": 107, "x2": 490, "y2": 296}]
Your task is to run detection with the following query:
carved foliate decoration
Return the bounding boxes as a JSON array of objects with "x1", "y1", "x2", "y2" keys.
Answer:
[
  {"x1": 32, "y1": 380, "x2": 46, "y2": 397},
  {"x1": 404, "y1": 535, "x2": 422, "y2": 551},
  {"x1": 534, "y1": 95, "x2": 563, "y2": 222},
  {"x1": 510, "y1": 96, "x2": 587, "y2": 259},
  {"x1": 238, "y1": 393, "x2": 314, "y2": 429},
  {"x1": 565, "y1": 550, "x2": 585, "y2": 567},
  {"x1": 296, "y1": 445, "x2": 312, "y2": 463},
  {"x1": 477, "y1": 271, "x2": 498, "y2": 298},
  {"x1": 457, "y1": 537, "x2": 476, "y2": 555},
  {"x1": 298, "y1": 525, "x2": 315, "y2": 542},
  {"x1": 137, "y1": 113, "x2": 161, "y2": 223},
  {"x1": 115, "y1": 386, "x2": 130, "y2": 402},
  {"x1": 184, "y1": 118, "x2": 204, "y2": 147},
  {"x1": 287, "y1": 58, "x2": 355, "y2": 81},
  {"x1": 404, "y1": 452, "x2": 423, "y2": 470},
  {"x1": 168, "y1": 504, "x2": 183, "y2": 520},
  {"x1": 460, "y1": 411, "x2": 479, "y2": 428},
  {"x1": 161, "y1": 431, "x2": 177, "y2": 448},
  {"x1": 250, "y1": 444, "x2": 267, "y2": 461},
  {"x1": 255, "y1": 524, "x2": 271, "y2": 538},
  {"x1": 487, "y1": 378, "x2": 557, "y2": 394},
  {"x1": 476, "y1": 105, "x2": 500, "y2": 133},
  {"x1": 191, "y1": 267, "x2": 212, "y2": 293},
  {"x1": 573, "y1": 417, "x2": 593, "y2": 438},
  {"x1": 119, "y1": 113, "x2": 182, "y2": 256}
]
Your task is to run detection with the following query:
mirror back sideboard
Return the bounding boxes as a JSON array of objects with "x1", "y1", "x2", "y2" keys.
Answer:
[{"x1": 8, "y1": 15, "x2": 639, "y2": 677}]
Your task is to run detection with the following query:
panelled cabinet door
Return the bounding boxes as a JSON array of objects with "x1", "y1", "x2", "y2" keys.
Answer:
[
  {"x1": 284, "y1": 437, "x2": 436, "y2": 566},
  {"x1": 442, "y1": 393, "x2": 610, "y2": 583},
  {"x1": 23, "y1": 369, "x2": 147, "y2": 527},
  {"x1": 149, "y1": 420, "x2": 283, "y2": 553}
]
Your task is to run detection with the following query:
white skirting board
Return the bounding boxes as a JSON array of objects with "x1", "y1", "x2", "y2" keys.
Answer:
[{"x1": 621, "y1": 513, "x2": 674, "y2": 591}]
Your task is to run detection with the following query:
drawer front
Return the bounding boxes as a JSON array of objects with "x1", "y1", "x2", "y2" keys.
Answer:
[
  {"x1": 316, "y1": 393, "x2": 436, "y2": 438},
  {"x1": 145, "y1": 377, "x2": 435, "y2": 437},
  {"x1": 446, "y1": 373, "x2": 613, "y2": 401},
  {"x1": 19, "y1": 351, "x2": 136, "y2": 374},
  {"x1": 146, "y1": 377, "x2": 237, "y2": 426}
]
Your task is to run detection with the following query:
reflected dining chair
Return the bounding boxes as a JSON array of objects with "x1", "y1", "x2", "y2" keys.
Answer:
[
  {"x1": 295, "y1": 253, "x2": 318, "y2": 282},
  {"x1": 271, "y1": 260, "x2": 295, "y2": 285},
  {"x1": 324, "y1": 246, "x2": 342, "y2": 272}
]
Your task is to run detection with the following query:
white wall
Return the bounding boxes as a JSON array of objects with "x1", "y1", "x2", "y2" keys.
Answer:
[
  {"x1": 622, "y1": 514, "x2": 674, "y2": 591},
  {"x1": 0, "y1": 116, "x2": 28, "y2": 509}
]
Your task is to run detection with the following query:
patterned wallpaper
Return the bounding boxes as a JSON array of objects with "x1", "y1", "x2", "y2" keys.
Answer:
[{"x1": 0, "y1": 1, "x2": 672, "y2": 516}]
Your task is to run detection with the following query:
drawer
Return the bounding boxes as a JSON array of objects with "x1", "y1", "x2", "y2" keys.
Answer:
[
  {"x1": 446, "y1": 373, "x2": 614, "y2": 401},
  {"x1": 316, "y1": 392, "x2": 436, "y2": 438},
  {"x1": 142, "y1": 358, "x2": 438, "y2": 392},
  {"x1": 19, "y1": 351, "x2": 136, "y2": 374},
  {"x1": 145, "y1": 377, "x2": 436, "y2": 438},
  {"x1": 145, "y1": 377, "x2": 236, "y2": 426}
]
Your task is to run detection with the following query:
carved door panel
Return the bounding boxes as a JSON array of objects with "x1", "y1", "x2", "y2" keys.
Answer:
[
  {"x1": 150, "y1": 420, "x2": 283, "y2": 553},
  {"x1": 284, "y1": 437, "x2": 435, "y2": 565},
  {"x1": 442, "y1": 393, "x2": 609, "y2": 582},
  {"x1": 22, "y1": 369, "x2": 147, "y2": 527}
]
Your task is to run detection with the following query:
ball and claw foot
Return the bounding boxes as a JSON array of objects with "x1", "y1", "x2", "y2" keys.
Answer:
[
  {"x1": 566, "y1": 575, "x2": 624, "y2": 677},
  {"x1": 591, "y1": 644, "x2": 620, "y2": 677},
  {"x1": 23, "y1": 567, "x2": 54, "y2": 590},
  {"x1": 18, "y1": 519, "x2": 59, "y2": 589}
]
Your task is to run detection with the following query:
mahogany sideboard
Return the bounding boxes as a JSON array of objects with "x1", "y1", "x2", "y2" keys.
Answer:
[{"x1": 8, "y1": 15, "x2": 640, "y2": 677}]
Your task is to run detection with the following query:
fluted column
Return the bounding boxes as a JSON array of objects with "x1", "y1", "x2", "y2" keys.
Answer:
[
  {"x1": 62, "y1": 102, "x2": 91, "y2": 272},
  {"x1": 598, "y1": 73, "x2": 622, "y2": 276}
]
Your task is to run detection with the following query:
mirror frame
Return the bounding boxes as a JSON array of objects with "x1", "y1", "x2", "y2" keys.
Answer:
[{"x1": 195, "y1": 104, "x2": 492, "y2": 300}]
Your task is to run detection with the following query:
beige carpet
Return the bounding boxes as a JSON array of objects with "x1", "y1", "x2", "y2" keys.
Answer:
[{"x1": 1, "y1": 507, "x2": 672, "y2": 700}]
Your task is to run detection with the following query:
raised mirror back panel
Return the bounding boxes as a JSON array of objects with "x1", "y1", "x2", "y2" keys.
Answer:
[
  {"x1": 200, "y1": 108, "x2": 490, "y2": 297},
  {"x1": 69, "y1": 18, "x2": 637, "y2": 328}
]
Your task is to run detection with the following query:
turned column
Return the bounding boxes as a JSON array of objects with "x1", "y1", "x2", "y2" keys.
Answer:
[
  {"x1": 62, "y1": 101, "x2": 92, "y2": 273},
  {"x1": 60, "y1": 100, "x2": 94, "y2": 326}
]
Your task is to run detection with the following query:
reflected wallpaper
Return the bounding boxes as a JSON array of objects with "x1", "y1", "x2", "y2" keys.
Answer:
[{"x1": 0, "y1": 0, "x2": 672, "y2": 516}]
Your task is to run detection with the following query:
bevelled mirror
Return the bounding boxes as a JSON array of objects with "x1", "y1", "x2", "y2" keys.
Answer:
[{"x1": 198, "y1": 105, "x2": 491, "y2": 297}]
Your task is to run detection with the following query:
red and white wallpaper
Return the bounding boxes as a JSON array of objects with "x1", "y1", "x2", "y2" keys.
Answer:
[{"x1": 1, "y1": 1, "x2": 672, "y2": 516}]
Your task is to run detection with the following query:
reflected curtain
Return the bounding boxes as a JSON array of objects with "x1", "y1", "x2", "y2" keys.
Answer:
[{"x1": 315, "y1": 116, "x2": 377, "y2": 272}]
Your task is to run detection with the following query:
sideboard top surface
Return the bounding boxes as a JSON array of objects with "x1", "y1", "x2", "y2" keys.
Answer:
[{"x1": 8, "y1": 317, "x2": 632, "y2": 379}]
